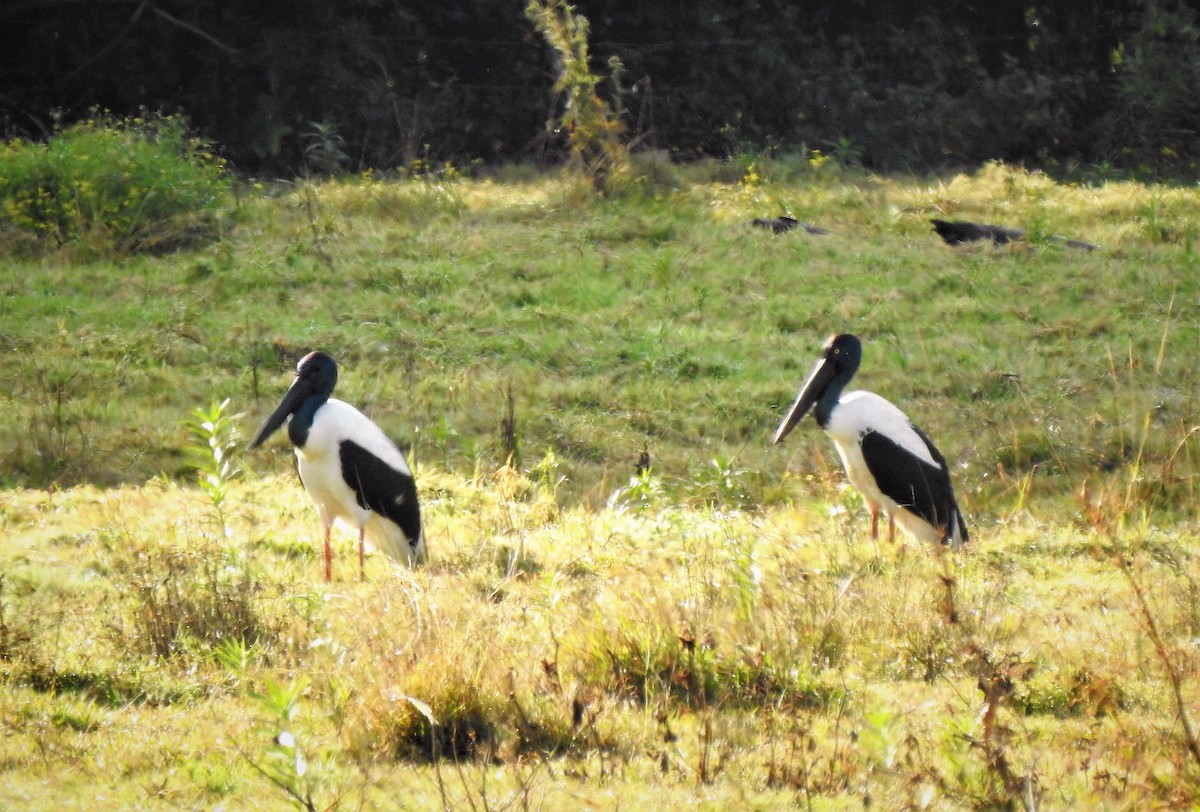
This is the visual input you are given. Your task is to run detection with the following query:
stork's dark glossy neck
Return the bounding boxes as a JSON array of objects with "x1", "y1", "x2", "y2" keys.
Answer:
[
  {"x1": 287, "y1": 392, "x2": 329, "y2": 448},
  {"x1": 282, "y1": 351, "x2": 339, "y2": 448},
  {"x1": 813, "y1": 370, "x2": 851, "y2": 428},
  {"x1": 811, "y1": 334, "x2": 862, "y2": 428}
]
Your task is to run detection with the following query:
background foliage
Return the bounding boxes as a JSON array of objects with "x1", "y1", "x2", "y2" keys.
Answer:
[
  {"x1": 2, "y1": 0, "x2": 1199, "y2": 176},
  {"x1": 0, "y1": 113, "x2": 231, "y2": 256}
]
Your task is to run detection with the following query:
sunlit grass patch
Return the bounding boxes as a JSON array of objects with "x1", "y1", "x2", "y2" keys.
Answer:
[
  {"x1": 2, "y1": 468, "x2": 1199, "y2": 808},
  {"x1": 1, "y1": 163, "x2": 1199, "y2": 807}
]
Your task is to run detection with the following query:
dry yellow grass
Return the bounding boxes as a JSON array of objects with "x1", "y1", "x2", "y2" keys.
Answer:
[{"x1": 2, "y1": 458, "x2": 1197, "y2": 809}]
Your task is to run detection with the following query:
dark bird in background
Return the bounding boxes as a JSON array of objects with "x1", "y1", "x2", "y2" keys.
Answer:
[
  {"x1": 635, "y1": 448, "x2": 652, "y2": 476},
  {"x1": 251, "y1": 351, "x2": 424, "y2": 580},
  {"x1": 931, "y1": 218, "x2": 1097, "y2": 251},
  {"x1": 930, "y1": 218, "x2": 1025, "y2": 245},
  {"x1": 752, "y1": 215, "x2": 831, "y2": 235},
  {"x1": 772, "y1": 333, "x2": 969, "y2": 547}
]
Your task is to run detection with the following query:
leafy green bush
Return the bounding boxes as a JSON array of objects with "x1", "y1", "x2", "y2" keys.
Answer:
[{"x1": 0, "y1": 113, "x2": 232, "y2": 256}]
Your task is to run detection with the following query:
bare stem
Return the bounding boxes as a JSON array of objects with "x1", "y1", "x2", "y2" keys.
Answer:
[{"x1": 1121, "y1": 557, "x2": 1200, "y2": 770}]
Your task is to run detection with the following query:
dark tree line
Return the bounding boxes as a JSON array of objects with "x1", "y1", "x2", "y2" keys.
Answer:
[{"x1": 2, "y1": 0, "x2": 1198, "y2": 176}]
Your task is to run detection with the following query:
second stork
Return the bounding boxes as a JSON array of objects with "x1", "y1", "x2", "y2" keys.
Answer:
[{"x1": 772, "y1": 333, "x2": 969, "y2": 546}]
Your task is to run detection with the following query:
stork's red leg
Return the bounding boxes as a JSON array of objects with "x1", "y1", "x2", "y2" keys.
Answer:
[
  {"x1": 323, "y1": 525, "x2": 333, "y2": 581},
  {"x1": 358, "y1": 527, "x2": 367, "y2": 581},
  {"x1": 870, "y1": 509, "x2": 880, "y2": 540}
]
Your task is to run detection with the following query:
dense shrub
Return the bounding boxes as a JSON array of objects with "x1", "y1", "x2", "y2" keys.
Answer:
[{"x1": 0, "y1": 114, "x2": 232, "y2": 256}]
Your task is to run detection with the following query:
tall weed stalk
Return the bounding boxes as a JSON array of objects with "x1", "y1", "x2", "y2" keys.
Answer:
[
  {"x1": 186, "y1": 397, "x2": 243, "y2": 539},
  {"x1": 525, "y1": 0, "x2": 628, "y2": 192}
]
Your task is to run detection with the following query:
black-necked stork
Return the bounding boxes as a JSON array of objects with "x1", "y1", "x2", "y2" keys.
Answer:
[
  {"x1": 772, "y1": 334, "x2": 969, "y2": 546},
  {"x1": 250, "y1": 351, "x2": 424, "y2": 579}
]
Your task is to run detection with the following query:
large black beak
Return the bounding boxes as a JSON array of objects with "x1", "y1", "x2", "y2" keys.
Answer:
[
  {"x1": 250, "y1": 374, "x2": 312, "y2": 449},
  {"x1": 772, "y1": 354, "x2": 838, "y2": 444}
]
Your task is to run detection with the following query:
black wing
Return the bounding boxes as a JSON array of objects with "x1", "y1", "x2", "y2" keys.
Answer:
[
  {"x1": 338, "y1": 439, "x2": 422, "y2": 545},
  {"x1": 931, "y1": 218, "x2": 1024, "y2": 246},
  {"x1": 860, "y1": 427, "x2": 966, "y2": 541},
  {"x1": 752, "y1": 215, "x2": 798, "y2": 233}
]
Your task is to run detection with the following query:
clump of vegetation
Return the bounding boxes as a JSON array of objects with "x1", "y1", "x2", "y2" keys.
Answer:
[
  {"x1": 0, "y1": 112, "x2": 232, "y2": 256},
  {"x1": 526, "y1": 0, "x2": 628, "y2": 192},
  {"x1": 114, "y1": 400, "x2": 297, "y2": 663}
]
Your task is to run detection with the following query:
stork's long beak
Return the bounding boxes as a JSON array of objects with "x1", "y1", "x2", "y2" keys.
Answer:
[
  {"x1": 250, "y1": 374, "x2": 312, "y2": 448},
  {"x1": 772, "y1": 355, "x2": 837, "y2": 444}
]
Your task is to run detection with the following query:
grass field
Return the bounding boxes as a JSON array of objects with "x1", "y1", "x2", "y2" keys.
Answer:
[{"x1": 1, "y1": 157, "x2": 1198, "y2": 809}]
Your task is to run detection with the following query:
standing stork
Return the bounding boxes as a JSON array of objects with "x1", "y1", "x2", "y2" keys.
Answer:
[
  {"x1": 772, "y1": 334, "x2": 968, "y2": 546},
  {"x1": 250, "y1": 351, "x2": 424, "y2": 579}
]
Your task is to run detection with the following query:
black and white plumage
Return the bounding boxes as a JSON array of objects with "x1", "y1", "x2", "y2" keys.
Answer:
[
  {"x1": 250, "y1": 351, "x2": 424, "y2": 579},
  {"x1": 772, "y1": 334, "x2": 968, "y2": 546}
]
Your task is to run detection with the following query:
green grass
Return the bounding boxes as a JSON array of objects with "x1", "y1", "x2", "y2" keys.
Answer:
[
  {"x1": 1, "y1": 158, "x2": 1198, "y2": 808},
  {"x1": 4, "y1": 161, "x2": 1197, "y2": 513}
]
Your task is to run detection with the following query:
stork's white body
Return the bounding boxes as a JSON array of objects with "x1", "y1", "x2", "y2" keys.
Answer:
[
  {"x1": 824, "y1": 391, "x2": 956, "y2": 545},
  {"x1": 251, "y1": 350, "x2": 425, "y2": 581},
  {"x1": 295, "y1": 398, "x2": 424, "y2": 567},
  {"x1": 773, "y1": 334, "x2": 969, "y2": 549}
]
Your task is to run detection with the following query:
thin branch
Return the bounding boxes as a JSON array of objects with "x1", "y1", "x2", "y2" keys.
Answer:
[
  {"x1": 62, "y1": 0, "x2": 149, "y2": 83},
  {"x1": 0, "y1": 0, "x2": 238, "y2": 56},
  {"x1": 1161, "y1": 424, "x2": 1200, "y2": 482},
  {"x1": 1122, "y1": 556, "x2": 1200, "y2": 770},
  {"x1": 0, "y1": 0, "x2": 141, "y2": 19},
  {"x1": 147, "y1": 2, "x2": 240, "y2": 55}
]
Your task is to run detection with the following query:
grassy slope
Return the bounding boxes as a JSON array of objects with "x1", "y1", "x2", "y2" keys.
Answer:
[
  {"x1": 1, "y1": 159, "x2": 1198, "y2": 809},
  {"x1": 3, "y1": 162, "x2": 1197, "y2": 512}
]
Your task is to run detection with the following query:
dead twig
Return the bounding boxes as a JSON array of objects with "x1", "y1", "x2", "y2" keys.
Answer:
[{"x1": 1121, "y1": 556, "x2": 1200, "y2": 770}]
